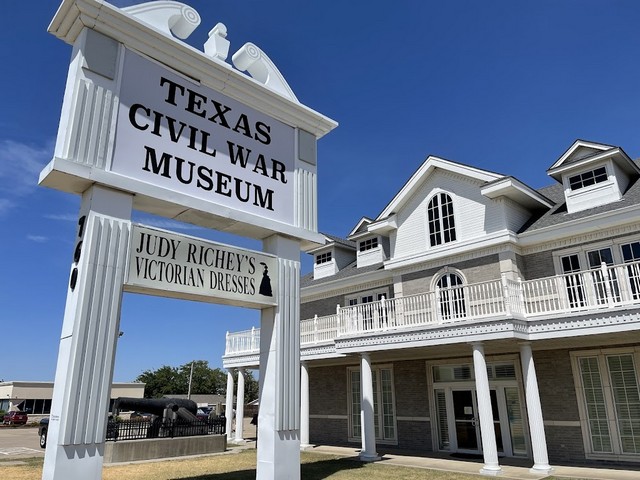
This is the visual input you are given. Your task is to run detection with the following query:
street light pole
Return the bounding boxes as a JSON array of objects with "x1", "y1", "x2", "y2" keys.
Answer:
[{"x1": 187, "y1": 361, "x2": 194, "y2": 400}]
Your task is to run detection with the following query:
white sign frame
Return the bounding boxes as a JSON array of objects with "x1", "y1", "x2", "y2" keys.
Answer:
[{"x1": 125, "y1": 224, "x2": 278, "y2": 308}]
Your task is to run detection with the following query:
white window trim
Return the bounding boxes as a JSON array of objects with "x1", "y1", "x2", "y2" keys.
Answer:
[
  {"x1": 570, "y1": 347, "x2": 640, "y2": 462},
  {"x1": 346, "y1": 364, "x2": 398, "y2": 445},
  {"x1": 429, "y1": 266, "x2": 468, "y2": 291},
  {"x1": 316, "y1": 251, "x2": 333, "y2": 265},
  {"x1": 565, "y1": 164, "x2": 610, "y2": 193},
  {"x1": 426, "y1": 355, "x2": 529, "y2": 456},
  {"x1": 359, "y1": 237, "x2": 380, "y2": 252},
  {"x1": 552, "y1": 234, "x2": 640, "y2": 275},
  {"x1": 426, "y1": 190, "x2": 458, "y2": 248},
  {"x1": 345, "y1": 287, "x2": 390, "y2": 306}
]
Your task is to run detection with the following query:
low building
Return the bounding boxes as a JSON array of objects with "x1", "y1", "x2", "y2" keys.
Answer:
[
  {"x1": 162, "y1": 394, "x2": 227, "y2": 416},
  {"x1": 224, "y1": 140, "x2": 640, "y2": 472},
  {"x1": 0, "y1": 381, "x2": 145, "y2": 415}
]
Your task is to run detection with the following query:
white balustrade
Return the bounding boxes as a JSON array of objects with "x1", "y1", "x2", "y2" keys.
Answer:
[{"x1": 224, "y1": 260, "x2": 640, "y2": 356}]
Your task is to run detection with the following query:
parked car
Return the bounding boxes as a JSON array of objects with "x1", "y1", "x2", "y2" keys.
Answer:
[
  {"x1": 130, "y1": 411, "x2": 154, "y2": 421},
  {"x1": 196, "y1": 408, "x2": 210, "y2": 420},
  {"x1": 38, "y1": 418, "x2": 49, "y2": 448},
  {"x1": 3, "y1": 411, "x2": 28, "y2": 425},
  {"x1": 39, "y1": 416, "x2": 118, "y2": 448}
]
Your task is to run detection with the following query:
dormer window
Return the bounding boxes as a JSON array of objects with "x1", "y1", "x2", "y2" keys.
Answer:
[
  {"x1": 316, "y1": 252, "x2": 332, "y2": 265},
  {"x1": 359, "y1": 238, "x2": 378, "y2": 252},
  {"x1": 568, "y1": 167, "x2": 608, "y2": 191},
  {"x1": 428, "y1": 193, "x2": 456, "y2": 247}
]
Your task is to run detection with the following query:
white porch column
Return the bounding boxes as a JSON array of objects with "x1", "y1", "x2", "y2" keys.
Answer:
[
  {"x1": 359, "y1": 353, "x2": 379, "y2": 461},
  {"x1": 519, "y1": 343, "x2": 553, "y2": 474},
  {"x1": 300, "y1": 362, "x2": 310, "y2": 448},
  {"x1": 42, "y1": 186, "x2": 132, "y2": 480},
  {"x1": 471, "y1": 342, "x2": 501, "y2": 475},
  {"x1": 235, "y1": 368, "x2": 245, "y2": 443},
  {"x1": 258, "y1": 235, "x2": 301, "y2": 480},
  {"x1": 225, "y1": 369, "x2": 235, "y2": 443}
]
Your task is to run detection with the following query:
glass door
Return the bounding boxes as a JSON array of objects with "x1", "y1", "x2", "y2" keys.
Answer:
[
  {"x1": 452, "y1": 390, "x2": 480, "y2": 451},
  {"x1": 450, "y1": 389, "x2": 504, "y2": 454}
]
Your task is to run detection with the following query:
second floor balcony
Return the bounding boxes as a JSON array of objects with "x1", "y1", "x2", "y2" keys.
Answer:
[{"x1": 224, "y1": 260, "x2": 640, "y2": 360}]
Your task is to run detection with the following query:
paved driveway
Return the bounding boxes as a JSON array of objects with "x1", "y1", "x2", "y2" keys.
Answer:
[{"x1": 0, "y1": 426, "x2": 44, "y2": 459}]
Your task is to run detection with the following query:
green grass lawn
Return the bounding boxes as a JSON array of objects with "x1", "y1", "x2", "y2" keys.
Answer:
[{"x1": 0, "y1": 449, "x2": 588, "y2": 480}]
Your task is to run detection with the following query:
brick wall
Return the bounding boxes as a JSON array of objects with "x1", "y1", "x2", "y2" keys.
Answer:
[
  {"x1": 309, "y1": 364, "x2": 349, "y2": 416},
  {"x1": 534, "y1": 349, "x2": 580, "y2": 422},
  {"x1": 309, "y1": 418, "x2": 349, "y2": 446},
  {"x1": 393, "y1": 360, "x2": 428, "y2": 418},
  {"x1": 533, "y1": 348, "x2": 585, "y2": 463},
  {"x1": 301, "y1": 294, "x2": 342, "y2": 319},
  {"x1": 521, "y1": 251, "x2": 555, "y2": 280},
  {"x1": 393, "y1": 359, "x2": 431, "y2": 451},
  {"x1": 308, "y1": 364, "x2": 351, "y2": 445},
  {"x1": 401, "y1": 254, "x2": 501, "y2": 295}
]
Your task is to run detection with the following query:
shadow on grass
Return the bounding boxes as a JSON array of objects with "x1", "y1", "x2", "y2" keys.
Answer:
[{"x1": 169, "y1": 456, "x2": 367, "y2": 480}]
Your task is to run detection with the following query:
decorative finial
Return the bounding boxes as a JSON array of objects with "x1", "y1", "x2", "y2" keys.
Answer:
[{"x1": 204, "y1": 22, "x2": 230, "y2": 63}]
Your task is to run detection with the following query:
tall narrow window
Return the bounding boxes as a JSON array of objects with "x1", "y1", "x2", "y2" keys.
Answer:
[
  {"x1": 428, "y1": 193, "x2": 456, "y2": 247},
  {"x1": 607, "y1": 355, "x2": 640, "y2": 454},
  {"x1": 579, "y1": 356, "x2": 613, "y2": 452},
  {"x1": 587, "y1": 247, "x2": 620, "y2": 304},
  {"x1": 437, "y1": 273, "x2": 465, "y2": 320},
  {"x1": 348, "y1": 367, "x2": 397, "y2": 443},
  {"x1": 574, "y1": 350, "x2": 640, "y2": 457},
  {"x1": 622, "y1": 242, "x2": 640, "y2": 300},
  {"x1": 561, "y1": 254, "x2": 586, "y2": 308}
]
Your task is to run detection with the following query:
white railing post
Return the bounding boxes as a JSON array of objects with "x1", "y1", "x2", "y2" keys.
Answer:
[
  {"x1": 601, "y1": 262, "x2": 614, "y2": 307},
  {"x1": 251, "y1": 327, "x2": 256, "y2": 351},
  {"x1": 518, "y1": 276, "x2": 526, "y2": 316},
  {"x1": 336, "y1": 304, "x2": 342, "y2": 335},
  {"x1": 380, "y1": 296, "x2": 387, "y2": 330},
  {"x1": 434, "y1": 286, "x2": 442, "y2": 323},
  {"x1": 501, "y1": 274, "x2": 512, "y2": 317},
  {"x1": 313, "y1": 315, "x2": 318, "y2": 344}
]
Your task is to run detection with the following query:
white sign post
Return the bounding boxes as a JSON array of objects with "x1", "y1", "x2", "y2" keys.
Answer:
[{"x1": 40, "y1": 2, "x2": 336, "y2": 479}]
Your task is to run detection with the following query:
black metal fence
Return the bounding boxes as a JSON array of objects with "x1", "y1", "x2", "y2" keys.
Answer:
[{"x1": 106, "y1": 417, "x2": 226, "y2": 442}]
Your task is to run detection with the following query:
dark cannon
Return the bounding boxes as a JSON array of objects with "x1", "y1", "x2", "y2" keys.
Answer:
[
  {"x1": 113, "y1": 397, "x2": 198, "y2": 417},
  {"x1": 112, "y1": 397, "x2": 208, "y2": 438}
]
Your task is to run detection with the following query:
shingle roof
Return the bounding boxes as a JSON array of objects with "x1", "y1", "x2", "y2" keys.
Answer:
[
  {"x1": 322, "y1": 233, "x2": 356, "y2": 249},
  {"x1": 521, "y1": 170, "x2": 640, "y2": 232},
  {"x1": 304, "y1": 159, "x2": 640, "y2": 287}
]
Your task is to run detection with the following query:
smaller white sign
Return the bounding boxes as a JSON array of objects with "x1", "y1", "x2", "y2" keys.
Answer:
[{"x1": 125, "y1": 225, "x2": 278, "y2": 309}]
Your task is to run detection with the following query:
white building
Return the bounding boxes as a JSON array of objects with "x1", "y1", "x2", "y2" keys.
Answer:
[
  {"x1": 0, "y1": 381, "x2": 145, "y2": 416},
  {"x1": 223, "y1": 140, "x2": 640, "y2": 473}
]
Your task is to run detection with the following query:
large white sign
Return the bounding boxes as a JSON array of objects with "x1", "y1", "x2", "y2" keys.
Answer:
[
  {"x1": 111, "y1": 50, "x2": 295, "y2": 224},
  {"x1": 125, "y1": 224, "x2": 278, "y2": 308}
]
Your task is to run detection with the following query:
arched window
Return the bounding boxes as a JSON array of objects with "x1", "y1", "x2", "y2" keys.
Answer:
[
  {"x1": 437, "y1": 273, "x2": 466, "y2": 320},
  {"x1": 428, "y1": 193, "x2": 456, "y2": 247}
]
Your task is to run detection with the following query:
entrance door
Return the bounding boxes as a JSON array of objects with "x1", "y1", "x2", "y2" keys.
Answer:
[
  {"x1": 451, "y1": 389, "x2": 503, "y2": 454},
  {"x1": 452, "y1": 390, "x2": 479, "y2": 451}
]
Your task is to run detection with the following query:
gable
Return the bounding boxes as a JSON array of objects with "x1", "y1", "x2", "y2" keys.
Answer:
[
  {"x1": 392, "y1": 169, "x2": 506, "y2": 260},
  {"x1": 376, "y1": 156, "x2": 503, "y2": 221},
  {"x1": 548, "y1": 140, "x2": 613, "y2": 172}
]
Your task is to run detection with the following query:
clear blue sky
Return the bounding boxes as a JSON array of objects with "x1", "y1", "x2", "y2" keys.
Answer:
[{"x1": 2, "y1": 0, "x2": 640, "y2": 382}]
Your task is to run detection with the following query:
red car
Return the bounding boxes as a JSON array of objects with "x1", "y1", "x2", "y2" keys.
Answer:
[{"x1": 3, "y1": 411, "x2": 28, "y2": 425}]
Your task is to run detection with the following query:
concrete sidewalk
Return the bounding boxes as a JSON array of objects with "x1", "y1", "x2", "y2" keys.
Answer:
[{"x1": 302, "y1": 444, "x2": 640, "y2": 480}]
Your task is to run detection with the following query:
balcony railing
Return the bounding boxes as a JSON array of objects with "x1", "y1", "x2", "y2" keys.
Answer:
[{"x1": 224, "y1": 261, "x2": 640, "y2": 356}]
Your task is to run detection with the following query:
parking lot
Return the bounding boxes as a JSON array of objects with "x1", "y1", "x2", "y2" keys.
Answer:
[{"x1": 0, "y1": 426, "x2": 44, "y2": 459}]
